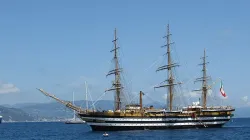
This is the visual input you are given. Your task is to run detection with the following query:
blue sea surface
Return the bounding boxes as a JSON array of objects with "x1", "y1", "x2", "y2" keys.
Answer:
[{"x1": 0, "y1": 118, "x2": 249, "y2": 140}]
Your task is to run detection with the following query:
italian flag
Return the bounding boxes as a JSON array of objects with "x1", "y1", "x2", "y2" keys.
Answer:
[{"x1": 220, "y1": 80, "x2": 227, "y2": 97}]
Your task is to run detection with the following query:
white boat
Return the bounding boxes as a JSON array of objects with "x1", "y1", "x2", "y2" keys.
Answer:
[
  {"x1": 65, "y1": 92, "x2": 85, "y2": 124},
  {"x1": 0, "y1": 115, "x2": 2, "y2": 124},
  {"x1": 103, "y1": 132, "x2": 109, "y2": 137},
  {"x1": 65, "y1": 119, "x2": 85, "y2": 124}
]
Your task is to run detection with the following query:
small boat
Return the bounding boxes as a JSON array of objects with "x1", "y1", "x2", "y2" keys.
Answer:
[
  {"x1": 103, "y1": 132, "x2": 109, "y2": 137},
  {"x1": 0, "y1": 115, "x2": 2, "y2": 124}
]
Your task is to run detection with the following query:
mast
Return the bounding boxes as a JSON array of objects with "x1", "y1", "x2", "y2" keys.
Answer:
[
  {"x1": 105, "y1": 28, "x2": 123, "y2": 111},
  {"x1": 85, "y1": 81, "x2": 88, "y2": 111},
  {"x1": 154, "y1": 24, "x2": 181, "y2": 111},
  {"x1": 139, "y1": 91, "x2": 144, "y2": 111},
  {"x1": 73, "y1": 91, "x2": 76, "y2": 120},
  {"x1": 194, "y1": 49, "x2": 211, "y2": 108}
]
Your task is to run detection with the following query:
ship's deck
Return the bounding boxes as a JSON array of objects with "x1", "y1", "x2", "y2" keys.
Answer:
[{"x1": 78, "y1": 106, "x2": 235, "y2": 118}]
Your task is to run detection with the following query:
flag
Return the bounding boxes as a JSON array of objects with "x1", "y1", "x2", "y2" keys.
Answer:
[{"x1": 220, "y1": 80, "x2": 227, "y2": 97}]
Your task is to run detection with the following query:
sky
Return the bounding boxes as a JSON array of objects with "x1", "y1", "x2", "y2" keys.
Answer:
[{"x1": 0, "y1": 0, "x2": 249, "y2": 107}]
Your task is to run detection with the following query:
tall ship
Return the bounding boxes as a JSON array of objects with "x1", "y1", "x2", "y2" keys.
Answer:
[{"x1": 37, "y1": 25, "x2": 235, "y2": 131}]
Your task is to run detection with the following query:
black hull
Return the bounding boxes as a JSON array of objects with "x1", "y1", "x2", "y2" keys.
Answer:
[
  {"x1": 90, "y1": 124, "x2": 223, "y2": 131},
  {"x1": 65, "y1": 122, "x2": 85, "y2": 124},
  {"x1": 79, "y1": 109, "x2": 234, "y2": 131}
]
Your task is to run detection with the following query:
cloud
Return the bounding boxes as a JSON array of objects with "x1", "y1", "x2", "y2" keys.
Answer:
[
  {"x1": 189, "y1": 91, "x2": 200, "y2": 97},
  {"x1": 183, "y1": 91, "x2": 202, "y2": 98},
  {"x1": 182, "y1": 89, "x2": 213, "y2": 99},
  {"x1": 0, "y1": 82, "x2": 20, "y2": 94},
  {"x1": 241, "y1": 96, "x2": 250, "y2": 106},
  {"x1": 241, "y1": 96, "x2": 248, "y2": 102},
  {"x1": 162, "y1": 94, "x2": 167, "y2": 100},
  {"x1": 247, "y1": 102, "x2": 250, "y2": 106}
]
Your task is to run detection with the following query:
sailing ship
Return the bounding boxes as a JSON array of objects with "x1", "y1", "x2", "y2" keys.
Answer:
[
  {"x1": 37, "y1": 24, "x2": 235, "y2": 131},
  {"x1": 65, "y1": 92, "x2": 85, "y2": 124}
]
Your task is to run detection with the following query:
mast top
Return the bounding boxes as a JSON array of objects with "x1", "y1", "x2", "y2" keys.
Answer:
[{"x1": 194, "y1": 48, "x2": 211, "y2": 108}]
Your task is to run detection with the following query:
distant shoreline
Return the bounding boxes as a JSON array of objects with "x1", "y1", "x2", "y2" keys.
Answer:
[
  {"x1": 1, "y1": 117, "x2": 249, "y2": 123},
  {"x1": 2, "y1": 120, "x2": 66, "y2": 123}
]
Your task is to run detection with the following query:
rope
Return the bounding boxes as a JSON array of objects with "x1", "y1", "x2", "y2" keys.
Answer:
[
  {"x1": 127, "y1": 55, "x2": 163, "y2": 86},
  {"x1": 128, "y1": 93, "x2": 139, "y2": 104},
  {"x1": 87, "y1": 88, "x2": 96, "y2": 111},
  {"x1": 91, "y1": 92, "x2": 106, "y2": 107},
  {"x1": 143, "y1": 93, "x2": 165, "y2": 108}
]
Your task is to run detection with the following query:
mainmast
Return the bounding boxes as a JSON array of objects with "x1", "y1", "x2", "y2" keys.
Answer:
[
  {"x1": 154, "y1": 24, "x2": 181, "y2": 111},
  {"x1": 105, "y1": 28, "x2": 123, "y2": 111},
  {"x1": 194, "y1": 49, "x2": 211, "y2": 108}
]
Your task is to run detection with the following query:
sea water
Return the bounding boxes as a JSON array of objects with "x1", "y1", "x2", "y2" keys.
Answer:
[{"x1": 0, "y1": 118, "x2": 249, "y2": 140}]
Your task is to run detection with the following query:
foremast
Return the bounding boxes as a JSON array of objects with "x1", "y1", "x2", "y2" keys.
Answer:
[
  {"x1": 154, "y1": 24, "x2": 182, "y2": 111},
  {"x1": 105, "y1": 28, "x2": 123, "y2": 111},
  {"x1": 194, "y1": 49, "x2": 211, "y2": 108}
]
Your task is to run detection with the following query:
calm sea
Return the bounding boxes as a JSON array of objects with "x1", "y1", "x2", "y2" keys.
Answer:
[{"x1": 0, "y1": 118, "x2": 249, "y2": 140}]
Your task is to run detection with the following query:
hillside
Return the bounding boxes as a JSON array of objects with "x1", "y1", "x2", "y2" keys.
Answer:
[
  {"x1": 12, "y1": 100, "x2": 114, "y2": 120},
  {"x1": 0, "y1": 105, "x2": 35, "y2": 122},
  {"x1": 4, "y1": 100, "x2": 250, "y2": 120}
]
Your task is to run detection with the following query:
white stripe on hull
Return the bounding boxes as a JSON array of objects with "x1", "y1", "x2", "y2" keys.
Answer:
[
  {"x1": 87, "y1": 121, "x2": 227, "y2": 126},
  {"x1": 80, "y1": 116, "x2": 230, "y2": 122}
]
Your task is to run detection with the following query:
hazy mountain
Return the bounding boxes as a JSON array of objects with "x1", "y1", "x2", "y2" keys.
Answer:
[
  {"x1": 0, "y1": 105, "x2": 35, "y2": 122},
  {"x1": 2, "y1": 100, "x2": 249, "y2": 121},
  {"x1": 12, "y1": 100, "x2": 165, "y2": 119},
  {"x1": 11, "y1": 100, "x2": 114, "y2": 119}
]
